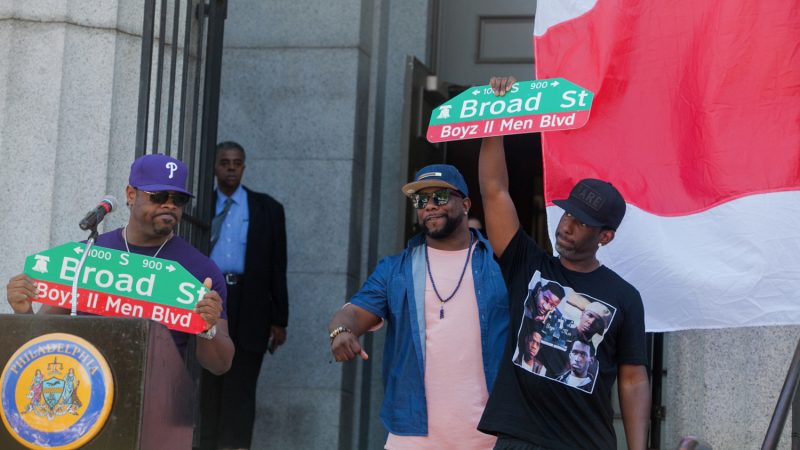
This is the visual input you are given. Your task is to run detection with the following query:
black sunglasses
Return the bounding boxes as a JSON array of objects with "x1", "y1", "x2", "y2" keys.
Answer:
[
  {"x1": 139, "y1": 189, "x2": 191, "y2": 207},
  {"x1": 410, "y1": 189, "x2": 462, "y2": 209}
]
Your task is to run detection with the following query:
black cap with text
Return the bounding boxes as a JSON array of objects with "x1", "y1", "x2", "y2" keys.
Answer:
[{"x1": 553, "y1": 178, "x2": 626, "y2": 230}]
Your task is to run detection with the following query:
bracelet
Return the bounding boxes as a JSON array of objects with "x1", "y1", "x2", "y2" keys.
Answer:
[
  {"x1": 198, "y1": 325, "x2": 217, "y2": 340},
  {"x1": 329, "y1": 326, "x2": 351, "y2": 344}
]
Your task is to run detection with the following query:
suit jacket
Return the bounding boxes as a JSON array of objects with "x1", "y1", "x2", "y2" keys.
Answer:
[{"x1": 213, "y1": 186, "x2": 288, "y2": 353}]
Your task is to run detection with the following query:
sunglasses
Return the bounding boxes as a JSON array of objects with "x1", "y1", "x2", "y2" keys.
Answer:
[
  {"x1": 139, "y1": 189, "x2": 191, "y2": 207},
  {"x1": 410, "y1": 189, "x2": 462, "y2": 209}
]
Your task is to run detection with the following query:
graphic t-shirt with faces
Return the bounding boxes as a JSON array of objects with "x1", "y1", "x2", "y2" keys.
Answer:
[{"x1": 478, "y1": 228, "x2": 647, "y2": 450}]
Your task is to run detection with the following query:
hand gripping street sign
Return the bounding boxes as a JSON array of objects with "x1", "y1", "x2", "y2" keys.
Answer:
[
  {"x1": 426, "y1": 78, "x2": 594, "y2": 143},
  {"x1": 24, "y1": 243, "x2": 209, "y2": 334}
]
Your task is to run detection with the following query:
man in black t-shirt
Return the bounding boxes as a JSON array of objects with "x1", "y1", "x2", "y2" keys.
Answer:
[{"x1": 476, "y1": 77, "x2": 651, "y2": 450}]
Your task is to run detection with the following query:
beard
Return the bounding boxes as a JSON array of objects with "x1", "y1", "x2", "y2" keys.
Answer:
[
  {"x1": 151, "y1": 212, "x2": 178, "y2": 236},
  {"x1": 153, "y1": 223, "x2": 175, "y2": 236},
  {"x1": 422, "y1": 211, "x2": 463, "y2": 239},
  {"x1": 554, "y1": 236, "x2": 576, "y2": 258}
]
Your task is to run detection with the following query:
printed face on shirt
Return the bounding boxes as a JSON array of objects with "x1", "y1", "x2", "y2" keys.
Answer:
[
  {"x1": 516, "y1": 272, "x2": 617, "y2": 394},
  {"x1": 215, "y1": 147, "x2": 246, "y2": 192},
  {"x1": 535, "y1": 288, "x2": 562, "y2": 321},
  {"x1": 525, "y1": 331, "x2": 542, "y2": 362},
  {"x1": 569, "y1": 340, "x2": 594, "y2": 377},
  {"x1": 578, "y1": 308, "x2": 606, "y2": 339},
  {"x1": 415, "y1": 187, "x2": 469, "y2": 239}
]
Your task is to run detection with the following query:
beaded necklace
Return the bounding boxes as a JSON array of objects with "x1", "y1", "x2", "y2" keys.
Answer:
[{"x1": 424, "y1": 232, "x2": 474, "y2": 319}]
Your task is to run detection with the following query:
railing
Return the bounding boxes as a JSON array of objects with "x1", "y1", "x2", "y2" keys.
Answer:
[
  {"x1": 134, "y1": 1, "x2": 227, "y2": 446},
  {"x1": 649, "y1": 332, "x2": 665, "y2": 449},
  {"x1": 762, "y1": 337, "x2": 800, "y2": 449},
  {"x1": 135, "y1": 0, "x2": 227, "y2": 253}
]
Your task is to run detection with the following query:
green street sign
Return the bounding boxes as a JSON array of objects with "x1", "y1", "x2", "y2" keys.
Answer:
[
  {"x1": 24, "y1": 243, "x2": 209, "y2": 334},
  {"x1": 426, "y1": 78, "x2": 594, "y2": 143}
]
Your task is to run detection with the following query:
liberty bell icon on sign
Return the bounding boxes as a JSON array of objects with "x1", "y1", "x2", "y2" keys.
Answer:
[{"x1": 32, "y1": 255, "x2": 50, "y2": 274}]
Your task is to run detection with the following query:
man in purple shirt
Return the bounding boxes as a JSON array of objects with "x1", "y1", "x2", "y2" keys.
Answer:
[{"x1": 6, "y1": 154, "x2": 234, "y2": 375}]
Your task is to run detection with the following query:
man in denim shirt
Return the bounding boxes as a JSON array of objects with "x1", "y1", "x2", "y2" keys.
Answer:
[{"x1": 328, "y1": 164, "x2": 508, "y2": 449}]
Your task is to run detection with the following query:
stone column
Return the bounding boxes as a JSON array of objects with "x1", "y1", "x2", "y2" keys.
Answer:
[
  {"x1": 0, "y1": 1, "x2": 143, "y2": 306},
  {"x1": 664, "y1": 326, "x2": 800, "y2": 449}
]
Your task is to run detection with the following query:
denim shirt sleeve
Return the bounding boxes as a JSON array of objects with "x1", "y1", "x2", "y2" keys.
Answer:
[
  {"x1": 349, "y1": 255, "x2": 394, "y2": 319},
  {"x1": 349, "y1": 247, "x2": 430, "y2": 435}
]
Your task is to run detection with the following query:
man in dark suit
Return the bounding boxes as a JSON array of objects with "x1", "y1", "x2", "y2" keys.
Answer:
[{"x1": 200, "y1": 141, "x2": 288, "y2": 450}]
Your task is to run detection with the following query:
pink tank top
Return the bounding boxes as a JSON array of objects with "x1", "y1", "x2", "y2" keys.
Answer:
[{"x1": 385, "y1": 244, "x2": 496, "y2": 450}]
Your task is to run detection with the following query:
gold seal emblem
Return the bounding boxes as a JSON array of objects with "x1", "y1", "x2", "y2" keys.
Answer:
[{"x1": 1, "y1": 333, "x2": 114, "y2": 449}]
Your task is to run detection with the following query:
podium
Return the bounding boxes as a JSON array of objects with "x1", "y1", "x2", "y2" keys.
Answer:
[{"x1": 0, "y1": 315, "x2": 194, "y2": 449}]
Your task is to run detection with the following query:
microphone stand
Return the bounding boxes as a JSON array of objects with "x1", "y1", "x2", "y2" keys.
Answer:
[{"x1": 71, "y1": 227, "x2": 99, "y2": 316}]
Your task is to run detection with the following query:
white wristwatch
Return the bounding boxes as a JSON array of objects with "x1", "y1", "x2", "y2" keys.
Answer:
[{"x1": 198, "y1": 325, "x2": 217, "y2": 340}]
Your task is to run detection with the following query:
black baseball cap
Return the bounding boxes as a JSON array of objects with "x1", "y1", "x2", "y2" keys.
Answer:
[{"x1": 553, "y1": 179, "x2": 626, "y2": 230}]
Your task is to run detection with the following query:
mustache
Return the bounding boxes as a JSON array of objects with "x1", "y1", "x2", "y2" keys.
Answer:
[
  {"x1": 423, "y1": 213, "x2": 445, "y2": 223},
  {"x1": 556, "y1": 232, "x2": 573, "y2": 245},
  {"x1": 155, "y1": 212, "x2": 178, "y2": 221}
]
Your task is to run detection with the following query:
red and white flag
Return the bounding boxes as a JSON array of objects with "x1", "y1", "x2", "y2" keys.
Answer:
[{"x1": 534, "y1": 0, "x2": 800, "y2": 331}]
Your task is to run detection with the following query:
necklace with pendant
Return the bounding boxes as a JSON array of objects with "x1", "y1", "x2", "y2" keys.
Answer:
[
  {"x1": 123, "y1": 225, "x2": 173, "y2": 258},
  {"x1": 425, "y1": 233, "x2": 474, "y2": 319}
]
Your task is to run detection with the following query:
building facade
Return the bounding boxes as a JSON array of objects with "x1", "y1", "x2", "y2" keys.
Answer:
[{"x1": 0, "y1": 1, "x2": 797, "y2": 449}]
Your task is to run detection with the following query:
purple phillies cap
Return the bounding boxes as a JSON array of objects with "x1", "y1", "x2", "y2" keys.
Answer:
[
  {"x1": 128, "y1": 154, "x2": 193, "y2": 196},
  {"x1": 401, "y1": 164, "x2": 469, "y2": 198},
  {"x1": 553, "y1": 178, "x2": 626, "y2": 230}
]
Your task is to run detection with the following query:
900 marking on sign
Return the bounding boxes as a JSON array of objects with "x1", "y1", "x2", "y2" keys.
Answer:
[
  {"x1": 142, "y1": 259, "x2": 163, "y2": 271},
  {"x1": 529, "y1": 81, "x2": 551, "y2": 89}
]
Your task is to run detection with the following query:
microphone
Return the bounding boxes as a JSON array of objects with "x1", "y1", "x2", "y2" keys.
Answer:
[{"x1": 79, "y1": 195, "x2": 118, "y2": 231}]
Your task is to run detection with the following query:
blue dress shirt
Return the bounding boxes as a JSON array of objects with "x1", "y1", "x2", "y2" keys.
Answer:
[{"x1": 210, "y1": 185, "x2": 249, "y2": 274}]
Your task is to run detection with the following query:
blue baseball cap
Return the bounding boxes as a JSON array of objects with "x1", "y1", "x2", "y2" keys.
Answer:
[
  {"x1": 402, "y1": 164, "x2": 469, "y2": 198},
  {"x1": 128, "y1": 154, "x2": 194, "y2": 196}
]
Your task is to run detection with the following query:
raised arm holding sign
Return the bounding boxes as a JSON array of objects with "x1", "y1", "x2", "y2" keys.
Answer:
[
  {"x1": 476, "y1": 76, "x2": 650, "y2": 450},
  {"x1": 5, "y1": 154, "x2": 234, "y2": 375}
]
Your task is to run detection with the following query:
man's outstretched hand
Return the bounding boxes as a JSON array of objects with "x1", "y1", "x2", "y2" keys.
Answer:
[{"x1": 330, "y1": 332, "x2": 369, "y2": 362}]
